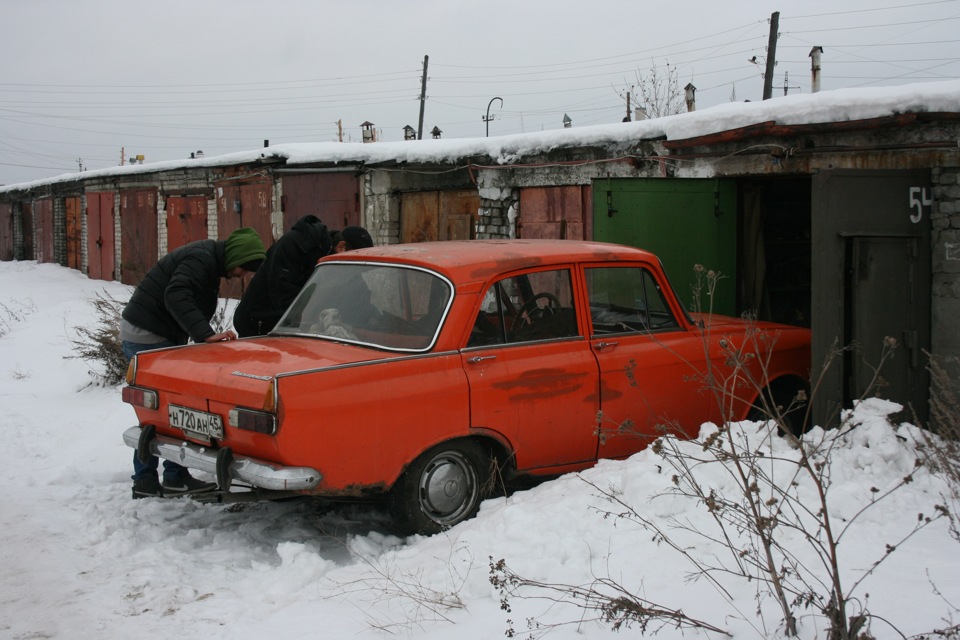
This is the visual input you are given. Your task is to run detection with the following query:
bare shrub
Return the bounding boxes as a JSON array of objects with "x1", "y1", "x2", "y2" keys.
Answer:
[
  {"x1": 66, "y1": 294, "x2": 234, "y2": 387},
  {"x1": 489, "y1": 557, "x2": 730, "y2": 638},
  {"x1": 322, "y1": 535, "x2": 472, "y2": 632},
  {"x1": 0, "y1": 297, "x2": 37, "y2": 337},
  {"x1": 66, "y1": 289, "x2": 128, "y2": 386},
  {"x1": 496, "y1": 340, "x2": 948, "y2": 638},
  {"x1": 490, "y1": 266, "x2": 951, "y2": 639},
  {"x1": 920, "y1": 352, "x2": 960, "y2": 544}
]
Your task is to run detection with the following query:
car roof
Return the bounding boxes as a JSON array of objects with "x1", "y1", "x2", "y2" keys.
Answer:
[{"x1": 321, "y1": 239, "x2": 658, "y2": 286}]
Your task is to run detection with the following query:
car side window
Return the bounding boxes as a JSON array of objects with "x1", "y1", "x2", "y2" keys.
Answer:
[
  {"x1": 468, "y1": 269, "x2": 578, "y2": 346},
  {"x1": 586, "y1": 266, "x2": 679, "y2": 335}
]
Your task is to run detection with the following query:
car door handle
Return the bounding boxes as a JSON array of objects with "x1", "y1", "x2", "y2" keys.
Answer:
[
  {"x1": 467, "y1": 355, "x2": 497, "y2": 364},
  {"x1": 595, "y1": 341, "x2": 619, "y2": 350}
]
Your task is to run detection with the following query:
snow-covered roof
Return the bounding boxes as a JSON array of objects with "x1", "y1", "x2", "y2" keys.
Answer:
[{"x1": 3, "y1": 80, "x2": 959, "y2": 195}]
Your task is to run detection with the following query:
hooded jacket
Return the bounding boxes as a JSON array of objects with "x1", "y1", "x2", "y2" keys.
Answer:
[
  {"x1": 233, "y1": 215, "x2": 332, "y2": 338},
  {"x1": 122, "y1": 239, "x2": 226, "y2": 344}
]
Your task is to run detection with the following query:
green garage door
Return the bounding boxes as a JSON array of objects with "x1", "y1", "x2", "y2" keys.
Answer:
[{"x1": 593, "y1": 178, "x2": 737, "y2": 316}]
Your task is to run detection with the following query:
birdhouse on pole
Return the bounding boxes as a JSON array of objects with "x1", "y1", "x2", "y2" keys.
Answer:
[
  {"x1": 361, "y1": 121, "x2": 376, "y2": 143},
  {"x1": 403, "y1": 125, "x2": 417, "y2": 141},
  {"x1": 563, "y1": 114, "x2": 572, "y2": 128},
  {"x1": 431, "y1": 126, "x2": 442, "y2": 139}
]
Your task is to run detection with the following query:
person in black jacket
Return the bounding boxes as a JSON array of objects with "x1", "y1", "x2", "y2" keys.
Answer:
[
  {"x1": 121, "y1": 227, "x2": 266, "y2": 499},
  {"x1": 233, "y1": 217, "x2": 373, "y2": 338}
]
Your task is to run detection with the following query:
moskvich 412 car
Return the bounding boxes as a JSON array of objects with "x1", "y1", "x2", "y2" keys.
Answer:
[{"x1": 123, "y1": 239, "x2": 811, "y2": 534}]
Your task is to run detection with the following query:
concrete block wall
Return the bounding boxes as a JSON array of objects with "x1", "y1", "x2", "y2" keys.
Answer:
[
  {"x1": 11, "y1": 202, "x2": 24, "y2": 260},
  {"x1": 477, "y1": 186, "x2": 517, "y2": 239},
  {"x1": 113, "y1": 192, "x2": 122, "y2": 281},
  {"x1": 157, "y1": 193, "x2": 168, "y2": 256},
  {"x1": 53, "y1": 197, "x2": 65, "y2": 266},
  {"x1": 207, "y1": 195, "x2": 218, "y2": 241},
  {"x1": 363, "y1": 172, "x2": 400, "y2": 245},
  {"x1": 79, "y1": 194, "x2": 87, "y2": 276},
  {"x1": 29, "y1": 202, "x2": 37, "y2": 261}
]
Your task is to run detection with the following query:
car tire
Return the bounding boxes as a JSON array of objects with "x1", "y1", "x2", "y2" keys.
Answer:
[{"x1": 390, "y1": 440, "x2": 490, "y2": 536}]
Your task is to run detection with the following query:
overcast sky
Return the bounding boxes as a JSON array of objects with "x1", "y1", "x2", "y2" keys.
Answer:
[{"x1": 1, "y1": 0, "x2": 958, "y2": 186}]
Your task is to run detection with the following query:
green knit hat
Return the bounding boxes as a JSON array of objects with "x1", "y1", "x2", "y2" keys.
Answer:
[{"x1": 224, "y1": 227, "x2": 266, "y2": 271}]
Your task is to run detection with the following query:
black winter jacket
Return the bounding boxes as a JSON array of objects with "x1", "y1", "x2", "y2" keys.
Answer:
[
  {"x1": 121, "y1": 239, "x2": 226, "y2": 344},
  {"x1": 233, "y1": 215, "x2": 331, "y2": 338}
]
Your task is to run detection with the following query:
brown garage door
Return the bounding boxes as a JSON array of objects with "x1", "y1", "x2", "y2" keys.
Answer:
[
  {"x1": 0, "y1": 203, "x2": 13, "y2": 261},
  {"x1": 65, "y1": 196, "x2": 82, "y2": 270},
  {"x1": 400, "y1": 190, "x2": 478, "y2": 243},
  {"x1": 35, "y1": 198, "x2": 55, "y2": 264}
]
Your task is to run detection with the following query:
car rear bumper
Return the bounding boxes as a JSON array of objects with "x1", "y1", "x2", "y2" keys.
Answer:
[{"x1": 122, "y1": 426, "x2": 322, "y2": 491}]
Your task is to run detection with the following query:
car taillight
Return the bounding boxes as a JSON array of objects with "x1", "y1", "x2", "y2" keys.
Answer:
[
  {"x1": 229, "y1": 408, "x2": 277, "y2": 435},
  {"x1": 125, "y1": 358, "x2": 137, "y2": 385},
  {"x1": 262, "y1": 378, "x2": 278, "y2": 412},
  {"x1": 122, "y1": 385, "x2": 158, "y2": 410}
]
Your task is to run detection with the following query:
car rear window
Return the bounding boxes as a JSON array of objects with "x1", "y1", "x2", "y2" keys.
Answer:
[{"x1": 273, "y1": 262, "x2": 452, "y2": 352}]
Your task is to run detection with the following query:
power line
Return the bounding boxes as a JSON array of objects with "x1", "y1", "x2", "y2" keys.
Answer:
[
  {"x1": 789, "y1": 16, "x2": 960, "y2": 34},
  {"x1": 787, "y1": 0, "x2": 960, "y2": 19}
]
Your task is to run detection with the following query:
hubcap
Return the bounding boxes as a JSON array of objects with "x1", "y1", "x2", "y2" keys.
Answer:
[{"x1": 418, "y1": 451, "x2": 478, "y2": 525}]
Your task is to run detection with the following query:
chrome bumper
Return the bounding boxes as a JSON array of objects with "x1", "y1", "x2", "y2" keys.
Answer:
[{"x1": 122, "y1": 426, "x2": 321, "y2": 492}]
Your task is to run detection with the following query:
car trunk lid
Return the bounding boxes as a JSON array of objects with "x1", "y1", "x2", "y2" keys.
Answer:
[{"x1": 132, "y1": 336, "x2": 391, "y2": 407}]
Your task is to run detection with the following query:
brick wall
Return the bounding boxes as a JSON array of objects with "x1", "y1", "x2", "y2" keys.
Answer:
[{"x1": 931, "y1": 166, "x2": 960, "y2": 380}]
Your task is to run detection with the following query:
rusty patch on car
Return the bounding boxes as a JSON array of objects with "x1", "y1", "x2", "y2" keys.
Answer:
[{"x1": 493, "y1": 368, "x2": 588, "y2": 402}]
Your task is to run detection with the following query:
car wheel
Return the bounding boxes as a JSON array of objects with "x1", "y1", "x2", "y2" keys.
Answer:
[{"x1": 390, "y1": 440, "x2": 490, "y2": 535}]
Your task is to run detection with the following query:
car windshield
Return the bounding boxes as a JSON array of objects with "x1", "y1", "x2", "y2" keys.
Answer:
[{"x1": 272, "y1": 262, "x2": 453, "y2": 352}]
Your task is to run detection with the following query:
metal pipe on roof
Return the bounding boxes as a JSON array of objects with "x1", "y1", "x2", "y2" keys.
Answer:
[{"x1": 810, "y1": 47, "x2": 824, "y2": 94}]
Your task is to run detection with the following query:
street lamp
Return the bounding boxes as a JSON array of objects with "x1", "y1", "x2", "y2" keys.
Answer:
[{"x1": 483, "y1": 97, "x2": 503, "y2": 137}]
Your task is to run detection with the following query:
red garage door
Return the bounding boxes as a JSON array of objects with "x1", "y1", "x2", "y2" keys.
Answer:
[
  {"x1": 87, "y1": 192, "x2": 116, "y2": 281},
  {"x1": 120, "y1": 189, "x2": 158, "y2": 285},
  {"x1": 166, "y1": 195, "x2": 209, "y2": 252}
]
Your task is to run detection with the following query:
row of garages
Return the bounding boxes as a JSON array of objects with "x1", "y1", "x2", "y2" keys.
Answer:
[{"x1": 1, "y1": 109, "x2": 959, "y2": 426}]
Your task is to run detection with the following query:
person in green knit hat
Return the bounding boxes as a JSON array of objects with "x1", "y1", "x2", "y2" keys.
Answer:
[{"x1": 121, "y1": 227, "x2": 266, "y2": 499}]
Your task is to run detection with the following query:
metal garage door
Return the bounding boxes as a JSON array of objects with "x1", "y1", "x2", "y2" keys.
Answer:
[
  {"x1": 812, "y1": 169, "x2": 931, "y2": 424},
  {"x1": 592, "y1": 178, "x2": 737, "y2": 316}
]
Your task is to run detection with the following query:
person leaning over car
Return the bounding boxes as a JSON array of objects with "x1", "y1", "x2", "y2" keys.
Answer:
[
  {"x1": 232, "y1": 218, "x2": 374, "y2": 338},
  {"x1": 121, "y1": 227, "x2": 266, "y2": 499}
]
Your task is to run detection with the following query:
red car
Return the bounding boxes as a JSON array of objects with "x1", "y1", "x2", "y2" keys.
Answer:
[{"x1": 123, "y1": 240, "x2": 810, "y2": 534}]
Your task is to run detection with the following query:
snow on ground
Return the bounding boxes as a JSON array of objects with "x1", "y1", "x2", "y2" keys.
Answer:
[{"x1": 1, "y1": 260, "x2": 958, "y2": 639}]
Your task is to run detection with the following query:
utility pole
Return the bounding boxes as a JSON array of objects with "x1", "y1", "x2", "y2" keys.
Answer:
[
  {"x1": 625, "y1": 91, "x2": 631, "y2": 122},
  {"x1": 762, "y1": 11, "x2": 779, "y2": 100},
  {"x1": 782, "y1": 71, "x2": 799, "y2": 96},
  {"x1": 417, "y1": 55, "x2": 429, "y2": 140}
]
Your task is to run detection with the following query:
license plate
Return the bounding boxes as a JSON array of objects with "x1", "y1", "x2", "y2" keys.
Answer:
[{"x1": 168, "y1": 404, "x2": 224, "y2": 440}]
